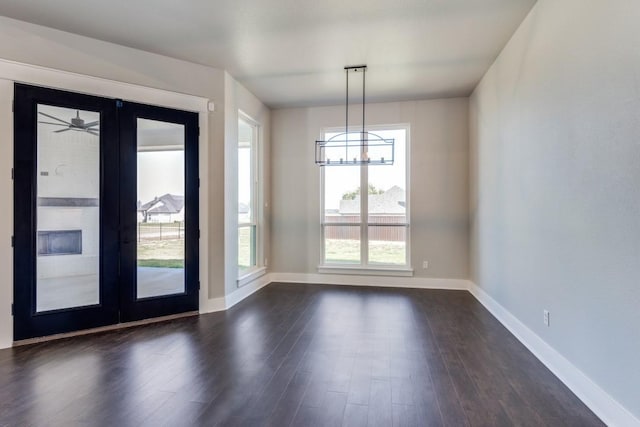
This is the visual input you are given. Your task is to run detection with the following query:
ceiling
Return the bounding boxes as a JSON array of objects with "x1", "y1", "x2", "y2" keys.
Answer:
[{"x1": 0, "y1": 0, "x2": 537, "y2": 108}]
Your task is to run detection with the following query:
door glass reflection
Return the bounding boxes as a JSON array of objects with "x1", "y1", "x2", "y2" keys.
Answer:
[
  {"x1": 36, "y1": 105, "x2": 100, "y2": 312},
  {"x1": 136, "y1": 118, "x2": 186, "y2": 298}
]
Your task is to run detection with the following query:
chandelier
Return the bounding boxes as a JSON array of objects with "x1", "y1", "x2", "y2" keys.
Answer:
[{"x1": 315, "y1": 65, "x2": 394, "y2": 166}]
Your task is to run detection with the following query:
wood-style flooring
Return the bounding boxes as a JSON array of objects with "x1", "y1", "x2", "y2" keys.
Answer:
[{"x1": 0, "y1": 283, "x2": 603, "y2": 426}]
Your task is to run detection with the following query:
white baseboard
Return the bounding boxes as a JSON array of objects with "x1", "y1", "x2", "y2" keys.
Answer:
[
  {"x1": 199, "y1": 295, "x2": 226, "y2": 314},
  {"x1": 270, "y1": 272, "x2": 471, "y2": 290},
  {"x1": 468, "y1": 282, "x2": 639, "y2": 427},
  {"x1": 226, "y1": 272, "x2": 272, "y2": 309},
  {"x1": 198, "y1": 273, "x2": 469, "y2": 313},
  {"x1": 199, "y1": 272, "x2": 273, "y2": 314}
]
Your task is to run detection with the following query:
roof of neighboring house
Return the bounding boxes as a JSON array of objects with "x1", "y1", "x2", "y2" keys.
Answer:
[
  {"x1": 339, "y1": 185, "x2": 405, "y2": 214},
  {"x1": 138, "y1": 194, "x2": 184, "y2": 215}
]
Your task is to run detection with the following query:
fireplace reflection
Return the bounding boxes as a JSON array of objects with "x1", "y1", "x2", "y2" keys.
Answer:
[{"x1": 37, "y1": 230, "x2": 82, "y2": 256}]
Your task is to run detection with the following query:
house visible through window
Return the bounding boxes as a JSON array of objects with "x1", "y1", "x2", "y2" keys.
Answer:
[
  {"x1": 238, "y1": 115, "x2": 260, "y2": 276},
  {"x1": 321, "y1": 126, "x2": 409, "y2": 268}
]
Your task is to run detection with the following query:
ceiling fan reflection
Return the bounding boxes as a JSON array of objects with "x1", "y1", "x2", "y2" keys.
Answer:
[{"x1": 38, "y1": 110, "x2": 100, "y2": 136}]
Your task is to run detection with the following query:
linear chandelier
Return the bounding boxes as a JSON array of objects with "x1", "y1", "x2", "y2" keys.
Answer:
[{"x1": 315, "y1": 65, "x2": 394, "y2": 166}]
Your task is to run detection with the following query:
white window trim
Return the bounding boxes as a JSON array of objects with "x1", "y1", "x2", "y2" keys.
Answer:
[
  {"x1": 237, "y1": 111, "x2": 264, "y2": 285},
  {"x1": 319, "y1": 123, "x2": 412, "y2": 274}
]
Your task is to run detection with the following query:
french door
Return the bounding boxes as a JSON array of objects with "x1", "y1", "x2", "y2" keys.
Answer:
[
  {"x1": 118, "y1": 101, "x2": 199, "y2": 321},
  {"x1": 13, "y1": 84, "x2": 199, "y2": 340}
]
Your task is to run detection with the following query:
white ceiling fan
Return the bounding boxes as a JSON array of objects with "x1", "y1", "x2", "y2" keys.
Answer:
[{"x1": 38, "y1": 110, "x2": 99, "y2": 136}]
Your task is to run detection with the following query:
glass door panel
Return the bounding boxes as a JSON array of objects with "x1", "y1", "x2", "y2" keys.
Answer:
[
  {"x1": 13, "y1": 83, "x2": 119, "y2": 341},
  {"x1": 119, "y1": 101, "x2": 199, "y2": 323},
  {"x1": 136, "y1": 119, "x2": 185, "y2": 298},
  {"x1": 36, "y1": 105, "x2": 101, "y2": 312}
]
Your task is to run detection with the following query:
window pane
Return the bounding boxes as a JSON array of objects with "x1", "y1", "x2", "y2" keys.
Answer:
[
  {"x1": 36, "y1": 105, "x2": 100, "y2": 312},
  {"x1": 368, "y1": 226, "x2": 407, "y2": 265},
  {"x1": 324, "y1": 168, "x2": 360, "y2": 224},
  {"x1": 238, "y1": 117, "x2": 258, "y2": 277},
  {"x1": 321, "y1": 127, "x2": 408, "y2": 268},
  {"x1": 238, "y1": 225, "x2": 256, "y2": 272},
  {"x1": 368, "y1": 129, "x2": 407, "y2": 224},
  {"x1": 136, "y1": 118, "x2": 185, "y2": 298},
  {"x1": 324, "y1": 225, "x2": 360, "y2": 264},
  {"x1": 324, "y1": 132, "x2": 362, "y2": 222},
  {"x1": 238, "y1": 119, "x2": 253, "y2": 223}
]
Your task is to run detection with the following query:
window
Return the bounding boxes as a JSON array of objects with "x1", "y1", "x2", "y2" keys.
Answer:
[
  {"x1": 321, "y1": 126, "x2": 409, "y2": 271},
  {"x1": 238, "y1": 115, "x2": 261, "y2": 277}
]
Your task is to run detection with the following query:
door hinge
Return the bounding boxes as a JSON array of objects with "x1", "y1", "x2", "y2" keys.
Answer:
[
  {"x1": 11, "y1": 303, "x2": 14, "y2": 316},
  {"x1": 11, "y1": 168, "x2": 14, "y2": 180},
  {"x1": 11, "y1": 236, "x2": 15, "y2": 247},
  {"x1": 197, "y1": 126, "x2": 200, "y2": 136},
  {"x1": 198, "y1": 281, "x2": 200, "y2": 290},
  {"x1": 198, "y1": 229, "x2": 201, "y2": 239},
  {"x1": 12, "y1": 99, "x2": 14, "y2": 112}
]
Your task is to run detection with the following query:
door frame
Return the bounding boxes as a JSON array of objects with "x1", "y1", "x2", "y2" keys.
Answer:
[
  {"x1": 0, "y1": 60, "x2": 209, "y2": 347},
  {"x1": 12, "y1": 83, "x2": 203, "y2": 340}
]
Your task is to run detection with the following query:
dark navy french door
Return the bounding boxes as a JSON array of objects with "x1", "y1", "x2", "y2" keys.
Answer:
[{"x1": 13, "y1": 84, "x2": 199, "y2": 340}]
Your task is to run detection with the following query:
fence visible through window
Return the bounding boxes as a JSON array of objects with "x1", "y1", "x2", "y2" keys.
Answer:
[{"x1": 137, "y1": 222, "x2": 184, "y2": 242}]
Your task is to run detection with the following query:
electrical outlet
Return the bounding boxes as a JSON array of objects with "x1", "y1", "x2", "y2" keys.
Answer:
[
  {"x1": 422, "y1": 260, "x2": 429, "y2": 269},
  {"x1": 543, "y1": 310, "x2": 550, "y2": 327}
]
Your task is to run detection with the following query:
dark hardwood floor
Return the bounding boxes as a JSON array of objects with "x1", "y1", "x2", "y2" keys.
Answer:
[{"x1": 0, "y1": 283, "x2": 602, "y2": 426}]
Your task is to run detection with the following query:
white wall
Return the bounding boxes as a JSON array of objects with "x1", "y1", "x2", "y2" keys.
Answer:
[
  {"x1": 271, "y1": 98, "x2": 469, "y2": 279},
  {"x1": 223, "y1": 72, "x2": 271, "y2": 296},
  {"x1": 0, "y1": 79, "x2": 13, "y2": 348},
  {"x1": 470, "y1": 0, "x2": 640, "y2": 422}
]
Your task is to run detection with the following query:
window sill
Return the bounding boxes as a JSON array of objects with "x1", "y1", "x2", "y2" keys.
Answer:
[
  {"x1": 237, "y1": 266, "x2": 267, "y2": 287},
  {"x1": 317, "y1": 265, "x2": 414, "y2": 277}
]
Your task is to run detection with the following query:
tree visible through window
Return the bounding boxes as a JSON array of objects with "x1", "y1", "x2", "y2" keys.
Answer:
[{"x1": 322, "y1": 127, "x2": 408, "y2": 267}]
